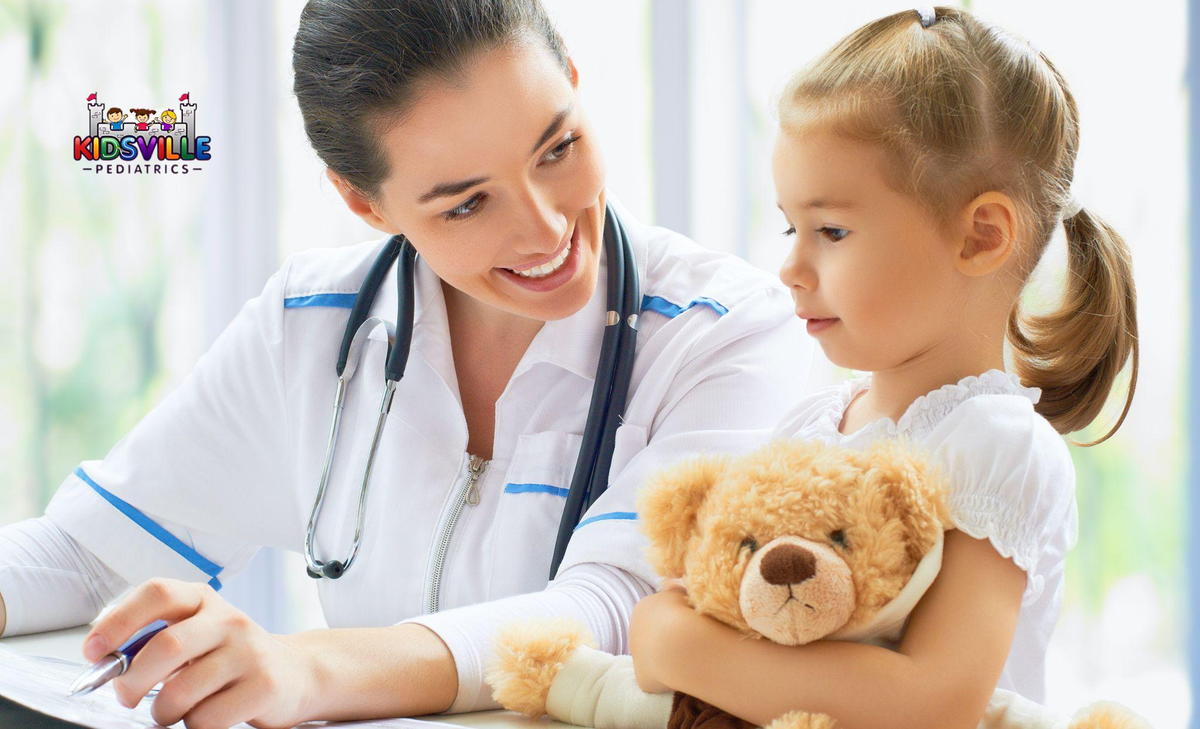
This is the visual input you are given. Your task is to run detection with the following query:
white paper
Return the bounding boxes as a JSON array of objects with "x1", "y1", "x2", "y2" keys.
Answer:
[{"x1": 0, "y1": 644, "x2": 469, "y2": 729}]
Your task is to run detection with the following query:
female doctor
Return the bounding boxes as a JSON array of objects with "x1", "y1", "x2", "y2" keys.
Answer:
[{"x1": 0, "y1": 1, "x2": 809, "y2": 726}]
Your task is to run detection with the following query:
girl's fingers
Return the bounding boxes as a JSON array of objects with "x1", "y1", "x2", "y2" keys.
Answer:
[
  {"x1": 148, "y1": 645, "x2": 239, "y2": 727},
  {"x1": 112, "y1": 615, "x2": 228, "y2": 709},
  {"x1": 84, "y1": 579, "x2": 212, "y2": 662}
]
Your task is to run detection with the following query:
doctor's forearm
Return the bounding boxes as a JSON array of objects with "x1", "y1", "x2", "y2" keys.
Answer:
[{"x1": 283, "y1": 622, "x2": 458, "y2": 720}]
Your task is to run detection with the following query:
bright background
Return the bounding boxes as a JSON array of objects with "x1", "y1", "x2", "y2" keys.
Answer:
[{"x1": 0, "y1": 1, "x2": 1190, "y2": 726}]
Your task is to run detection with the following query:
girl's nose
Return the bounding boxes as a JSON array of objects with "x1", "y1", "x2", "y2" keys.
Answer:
[{"x1": 778, "y1": 245, "x2": 817, "y2": 291}]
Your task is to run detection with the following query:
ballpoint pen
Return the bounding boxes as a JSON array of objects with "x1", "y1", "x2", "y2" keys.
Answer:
[{"x1": 67, "y1": 619, "x2": 169, "y2": 697}]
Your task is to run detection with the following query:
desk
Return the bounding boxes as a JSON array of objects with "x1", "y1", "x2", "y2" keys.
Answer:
[{"x1": 1, "y1": 627, "x2": 570, "y2": 729}]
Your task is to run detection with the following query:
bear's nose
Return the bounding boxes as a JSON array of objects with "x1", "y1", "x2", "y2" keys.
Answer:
[{"x1": 760, "y1": 543, "x2": 817, "y2": 585}]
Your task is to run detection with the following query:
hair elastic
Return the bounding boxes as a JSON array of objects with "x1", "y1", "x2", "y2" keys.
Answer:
[
  {"x1": 1061, "y1": 194, "x2": 1084, "y2": 220},
  {"x1": 915, "y1": 6, "x2": 937, "y2": 28}
]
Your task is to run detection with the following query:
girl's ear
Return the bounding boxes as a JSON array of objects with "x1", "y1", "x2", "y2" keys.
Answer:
[
  {"x1": 325, "y1": 169, "x2": 395, "y2": 234},
  {"x1": 955, "y1": 191, "x2": 1018, "y2": 277},
  {"x1": 636, "y1": 455, "x2": 726, "y2": 578}
]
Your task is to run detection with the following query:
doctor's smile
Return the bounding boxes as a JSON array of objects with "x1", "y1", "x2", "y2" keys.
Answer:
[{"x1": 495, "y1": 220, "x2": 584, "y2": 293}]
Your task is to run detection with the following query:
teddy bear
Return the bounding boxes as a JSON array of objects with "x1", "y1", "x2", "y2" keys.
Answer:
[{"x1": 485, "y1": 438, "x2": 1152, "y2": 729}]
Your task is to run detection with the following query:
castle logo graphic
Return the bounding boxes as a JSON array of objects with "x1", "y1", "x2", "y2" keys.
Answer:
[{"x1": 75, "y1": 91, "x2": 212, "y2": 175}]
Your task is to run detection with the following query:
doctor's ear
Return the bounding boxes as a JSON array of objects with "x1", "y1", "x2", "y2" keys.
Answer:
[
  {"x1": 326, "y1": 168, "x2": 396, "y2": 234},
  {"x1": 567, "y1": 56, "x2": 579, "y2": 89},
  {"x1": 953, "y1": 191, "x2": 1018, "y2": 277}
]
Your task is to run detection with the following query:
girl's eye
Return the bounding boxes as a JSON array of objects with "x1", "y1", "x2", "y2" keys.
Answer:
[
  {"x1": 829, "y1": 529, "x2": 849, "y2": 549},
  {"x1": 541, "y1": 133, "x2": 582, "y2": 164},
  {"x1": 739, "y1": 536, "x2": 759, "y2": 553},
  {"x1": 780, "y1": 225, "x2": 849, "y2": 242},
  {"x1": 443, "y1": 192, "x2": 486, "y2": 222},
  {"x1": 818, "y1": 226, "x2": 849, "y2": 243}
]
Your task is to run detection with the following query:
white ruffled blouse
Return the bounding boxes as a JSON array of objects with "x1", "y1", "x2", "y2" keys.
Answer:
[{"x1": 771, "y1": 369, "x2": 1078, "y2": 703}]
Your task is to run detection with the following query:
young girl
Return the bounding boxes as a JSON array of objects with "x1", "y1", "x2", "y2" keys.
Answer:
[{"x1": 629, "y1": 6, "x2": 1138, "y2": 729}]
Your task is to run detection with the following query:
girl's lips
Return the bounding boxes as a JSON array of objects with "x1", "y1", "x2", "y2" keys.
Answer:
[
  {"x1": 805, "y1": 318, "x2": 839, "y2": 335},
  {"x1": 495, "y1": 224, "x2": 581, "y2": 293}
]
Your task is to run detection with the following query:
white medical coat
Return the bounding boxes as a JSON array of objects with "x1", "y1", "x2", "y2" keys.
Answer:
[{"x1": 43, "y1": 206, "x2": 812, "y2": 632}]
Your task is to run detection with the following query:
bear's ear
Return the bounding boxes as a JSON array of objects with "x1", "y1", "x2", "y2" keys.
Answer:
[
  {"x1": 862, "y1": 440, "x2": 950, "y2": 563},
  {"x1": 636, "y1": 455, "x2": 727, "y2": 579}
]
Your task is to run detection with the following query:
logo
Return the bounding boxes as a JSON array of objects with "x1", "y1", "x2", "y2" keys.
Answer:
[{"x1": 75, "y1": 91, "x2": 212, "y2": 175}]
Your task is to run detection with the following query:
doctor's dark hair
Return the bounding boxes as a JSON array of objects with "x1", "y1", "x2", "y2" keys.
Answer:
[
  {"x1": 293, "y1": 0, "x2": 569, "y2": 200},
  {"x1": 778, "y1": 6, "x2": 1137, "y2": 445}
]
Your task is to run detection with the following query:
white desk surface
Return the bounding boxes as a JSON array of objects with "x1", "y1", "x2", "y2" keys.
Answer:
[{"x1": 1, "y1": 626, "x2": 571, "y2": 729}]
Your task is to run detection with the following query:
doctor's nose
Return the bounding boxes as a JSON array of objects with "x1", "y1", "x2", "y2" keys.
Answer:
[{"x1": 509, "y1": 188, "x2": 568, "y2": 255}]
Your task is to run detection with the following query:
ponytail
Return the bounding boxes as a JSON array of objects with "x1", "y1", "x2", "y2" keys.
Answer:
[
  {"x1": 774, "y1": 5, "x2": 1138, "y2": 445},
  {"x1": 1007, "y1": 208, "x2": 1138, "y2": 446}
]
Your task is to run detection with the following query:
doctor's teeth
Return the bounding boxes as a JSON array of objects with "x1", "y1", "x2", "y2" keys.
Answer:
[{"x1": 510, "y1": 241, "x2": 571, "y2": 278}]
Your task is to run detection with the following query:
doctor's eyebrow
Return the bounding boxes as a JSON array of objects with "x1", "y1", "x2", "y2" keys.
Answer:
[
  {"x1": 417, "y1": 105, "x2": 575, "y2": 204},
  {"x1": 419, "y1": 175, "x2": 490, "y2": 203},
  {"x1": 529, "y1": 105, "x2": 573, "y2": 155}
]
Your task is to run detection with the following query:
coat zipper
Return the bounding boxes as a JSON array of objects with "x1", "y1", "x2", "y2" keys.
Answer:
[{"x1": 425, "y1": 453, "x2": 488, "y2": 613}]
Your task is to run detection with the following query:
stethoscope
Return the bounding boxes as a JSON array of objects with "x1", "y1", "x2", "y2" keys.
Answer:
[{"x1": 304, "y1": 203, "x2": 640, "y2": 582}]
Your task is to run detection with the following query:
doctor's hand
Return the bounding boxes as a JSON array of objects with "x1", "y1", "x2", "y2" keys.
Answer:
[{"x1": 82, "y1": 577, "x2": 318, "y2": 729}]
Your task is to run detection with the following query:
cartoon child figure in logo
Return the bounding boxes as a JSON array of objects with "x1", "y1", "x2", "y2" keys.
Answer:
[
  {"x1": 106, "y1": 107, "x2": 128, "y2": 131},
  {"x1": 157, "y1": 109, "x2": 177, "y2": 131},
  {"x1": 130, "y1": 108, "x2": 156, "y2": 131}
]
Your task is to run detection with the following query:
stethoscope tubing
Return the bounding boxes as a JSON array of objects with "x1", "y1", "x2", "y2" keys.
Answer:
[
  {"x1": 548, "y1": 204, "x2": 639, "y2": 579},
  {"x1": 307, "y1": 204, "x2": 636, "y2": 582}
]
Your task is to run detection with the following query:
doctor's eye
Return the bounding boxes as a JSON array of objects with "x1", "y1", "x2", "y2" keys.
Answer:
[
  {"x1": 818, "y1": 226, "x2": 849, "y2": 243},
  {"x1": 780, "y1": 225, "x2": 796, "y2": 237},
  {"x1": 739, "y1": 536, "x2": 759, "y2": 553},
  {"x1": 443, "y1": 192, "x2": 486, "y2": 222},
  {"x1": 540, "y1": 133, "x2": 582, "y2": 165}
]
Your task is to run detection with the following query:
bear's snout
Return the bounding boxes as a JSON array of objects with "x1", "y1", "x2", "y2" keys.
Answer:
[
  {"x1": 738, "y1": 536, "x2": 856, "y2": 646},
  {"x1": 759, "y1": 543, "x2": 817, "y2": 585}
]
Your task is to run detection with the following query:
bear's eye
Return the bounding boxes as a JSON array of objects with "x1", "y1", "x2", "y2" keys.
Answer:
[
  {"x1": 829, "y1": 530, "x2": 849, "y2": 549},
  {"x1": 739, "y1": 536, "x2": 759, "y2": 553}
]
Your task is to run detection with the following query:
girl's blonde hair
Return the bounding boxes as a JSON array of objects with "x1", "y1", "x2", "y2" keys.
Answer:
[{"x1": 778, "y1": 6, "x2": 1137, "y2": 445}]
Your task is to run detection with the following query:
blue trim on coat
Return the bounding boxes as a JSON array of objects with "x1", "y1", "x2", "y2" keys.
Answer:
[
  {"x1": 74, "y1": 467, "x2": 224, "y2": 590},
  {"x1": 573, "y1": 511, "x2": 638, "y2": 531},
  {"x1": 504, "y1": 483, "x2": 570, "y2": 498},
  {"x1": 640, "y1": 294, "x2": 729, "y2": 319},
  {"x1": 283, "y1": 293, "x2": 357, "y2": 309}
]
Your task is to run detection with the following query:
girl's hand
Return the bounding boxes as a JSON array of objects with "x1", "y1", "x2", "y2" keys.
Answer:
[
  {"x1": 629, "y1": 582, "x2": 696, "y2": 694},
  {"x1": 83, "y1": 578, "x2": 317, "y2": 729}
]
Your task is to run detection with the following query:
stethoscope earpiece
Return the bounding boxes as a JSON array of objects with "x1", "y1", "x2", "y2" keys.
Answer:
[{"x1": 305, "y1": 560, "x2": 345, "y2": 579}]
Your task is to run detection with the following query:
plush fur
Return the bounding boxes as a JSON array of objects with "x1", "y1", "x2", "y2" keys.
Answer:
[
  {"x1": 486, "y1": 617, "x2": 597, "y2": 718},
  {"x1": 487, "y1": 438, "x2": 1154, "y2": 729},
  {"x1": 639, "y1": 439, "x2": 948, "y2": 644}
]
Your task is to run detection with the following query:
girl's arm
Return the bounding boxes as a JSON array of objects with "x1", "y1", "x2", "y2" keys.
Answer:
[{"x1": 629, "y1": 529, "x2": 1026, "y2": 729}]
